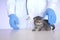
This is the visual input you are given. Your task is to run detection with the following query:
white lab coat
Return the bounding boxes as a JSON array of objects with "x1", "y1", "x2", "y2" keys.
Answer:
[{"x1": 7, "y1": 0, "x2": 58, "y2": 29}]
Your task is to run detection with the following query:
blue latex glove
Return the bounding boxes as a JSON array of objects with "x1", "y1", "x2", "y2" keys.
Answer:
[
  {"x1": 43, "y1": 8, "x2": 56, "y2": 25},
  {"x1": 9, "y1": 14, "x2": 19, "y2": 30}
]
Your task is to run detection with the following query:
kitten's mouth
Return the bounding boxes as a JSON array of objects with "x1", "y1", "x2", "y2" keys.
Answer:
[{"x1": 36, "y1": 23, "x2": 43, "y2": 26}]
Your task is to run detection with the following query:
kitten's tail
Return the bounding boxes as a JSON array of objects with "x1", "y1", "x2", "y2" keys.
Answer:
[{"x1": 51, "y1": 25, "x2": 55, "y2": 30}]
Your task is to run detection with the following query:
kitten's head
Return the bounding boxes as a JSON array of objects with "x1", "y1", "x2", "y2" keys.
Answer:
[{"x1": 33, "y1": 16, "x2": 43, "y2": 26}]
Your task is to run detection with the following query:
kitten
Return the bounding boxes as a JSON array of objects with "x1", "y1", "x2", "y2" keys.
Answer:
[{"x1": 32, "y1": 16, "x2": 55, "y2": 31}]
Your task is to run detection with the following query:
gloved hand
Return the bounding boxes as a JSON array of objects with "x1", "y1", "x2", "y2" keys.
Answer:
[
  {"x1": 44, "y1": 8, "x2": 56, "y2": 25},
  {"x1": 9, "y1": 14, "x2": 19, "y2": 30}
]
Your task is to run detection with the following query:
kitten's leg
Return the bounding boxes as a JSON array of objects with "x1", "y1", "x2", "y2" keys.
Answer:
[
  {"x1": 32, "y1": 28, "x2": 36, "y2": 31},
  {"x1": 32, "y1": 26, "x2": 37, "y2": 31},
  {"x1": 38, "y1": 28, "x2": 42, "y2": 31},
  {"x1": 38, "y1": 26, "x2": 43, "y2": 31},
  {"x1": 43, "y1": 22, "x2": 51, "y2": 31},
  {"x1": 45, "y1": 27, "x2": 51, "y2": 31}
]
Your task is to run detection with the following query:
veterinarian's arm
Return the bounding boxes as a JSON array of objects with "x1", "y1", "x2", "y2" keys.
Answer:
[
  {"x1": 7, "y1": 0, "x2": 19, "y2": 30},
  {"x1": 46, "y1": 0, "x2": 58, "y2": 25}
]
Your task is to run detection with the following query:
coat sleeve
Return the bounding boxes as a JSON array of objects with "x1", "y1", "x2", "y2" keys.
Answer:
[
  {"x1": 47, "y1": 0, "x2": 58, "y2": 10},
  {"x1": 46, "y1": 0, "x2": 58, "y2": 25},
  {"x1": 7, "y1": 0, "x2": 16, "y2": 15}
]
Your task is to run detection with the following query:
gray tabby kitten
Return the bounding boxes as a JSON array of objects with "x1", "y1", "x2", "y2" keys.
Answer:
[{"x1": 32, "y1": 16, "x2": 55, "y2": 31}]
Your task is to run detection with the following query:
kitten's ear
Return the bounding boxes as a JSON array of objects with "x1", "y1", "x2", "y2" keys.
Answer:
[
  {"x1": 33, "y1": 17, "x2": 36, "y2": 20},
  {"x1": 33, "y1": 17, "x2": 35, "y2": 20}
]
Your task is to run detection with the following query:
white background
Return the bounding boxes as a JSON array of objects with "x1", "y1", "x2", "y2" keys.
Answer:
[{"x1": 0, "y1": 0, "x2": 60, "y2": 30}]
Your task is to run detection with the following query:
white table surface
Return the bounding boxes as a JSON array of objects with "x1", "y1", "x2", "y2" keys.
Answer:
[{"x1": 0, "y1": 29, "x2": 60, "y2": 40}]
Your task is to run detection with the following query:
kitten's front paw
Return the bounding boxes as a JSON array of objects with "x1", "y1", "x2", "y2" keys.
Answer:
[
  {"x1": 38, "y1": 29, "x2": 41, "y2": 31},
  {"x1": 32, "y1": 29, "x2": 36, "y2": 31}
]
